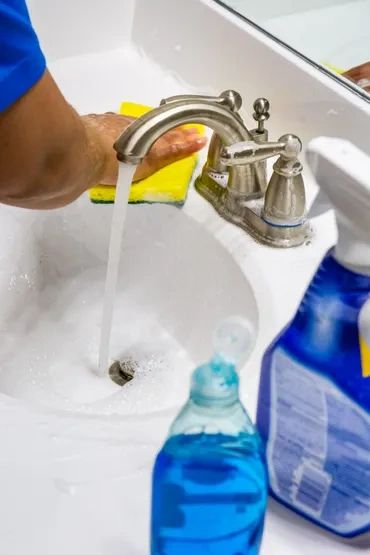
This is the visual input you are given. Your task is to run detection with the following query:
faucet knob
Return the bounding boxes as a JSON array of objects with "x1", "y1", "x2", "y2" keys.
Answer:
[
  {"x1": 220, "y1": 90, "x2": 242, "y2": 112},
  {"x1": 277, "y1": 133, "x2": 302, "y2": 159},
  {"x1": 253, "y1": 98, "x2": 270, "y2": 133}
]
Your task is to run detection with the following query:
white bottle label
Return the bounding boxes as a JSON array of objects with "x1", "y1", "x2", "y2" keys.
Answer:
[{"x1": 268, "y1": 348, "x2": 370, "y2": 535}]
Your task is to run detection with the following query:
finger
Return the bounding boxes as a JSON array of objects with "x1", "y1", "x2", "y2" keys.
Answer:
[
  {"x1": 176, "y1": 127, "x2": 202, "y2": 137},
  {"x1": 152, "y1": 136, "x2": 207, "y2": 165},
  {"x1": 175, "y1": 126, "x2": 203, "y2": 138},
  {"x1": 134, "y1": 136, "x2": 207, "y2": 181},
  {"x1": 152, "y1": 132, "x2": 202, "y2": 156},
  {"x1": 162, "y1": 127, "x2": 200, "y2": 142},
  {"x1": 157, "y1": 129, "x2": 185, "y2": 145}
]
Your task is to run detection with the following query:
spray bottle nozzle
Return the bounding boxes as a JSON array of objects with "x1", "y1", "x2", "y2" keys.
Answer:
[{"x1": 307, "y1": 137, "x2": 370, "y2": 273}]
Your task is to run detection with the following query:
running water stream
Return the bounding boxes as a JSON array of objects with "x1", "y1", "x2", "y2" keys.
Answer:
[{"x1": 97, "y1": 164, "x2": 136, "y2": 376}]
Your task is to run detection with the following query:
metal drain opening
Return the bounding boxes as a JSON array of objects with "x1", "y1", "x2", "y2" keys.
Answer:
[{"x1": 109, "y1": 358, "x2": 137, "y2": 386}]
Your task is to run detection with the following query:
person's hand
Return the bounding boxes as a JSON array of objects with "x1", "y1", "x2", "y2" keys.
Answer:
[
  {"x1": 82, "y1": 113, "x2": 207, "y2": 185},
  {"x1": 343, "y1": 62, "x2": 370, "y2": 93},
  {"x1": 0, "y1": 68, "x2": 207, "y2": 209}
]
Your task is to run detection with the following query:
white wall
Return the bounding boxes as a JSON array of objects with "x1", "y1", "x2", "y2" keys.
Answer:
[
  {"x1": 27, "y1": 0, "x2": 136, "y2": 62},
  {"x1": 131, "y1": 0, "x2": 370, "y2": 155},
  {"x1": 265, "y1": 0, "x2": 370, "y2": 69},
  {"x1": 25, "y1": 0, "x2": 370, "y2": 156},
  {"x1": 222, "y1": 0, "x2": 360, "y2": 20}
]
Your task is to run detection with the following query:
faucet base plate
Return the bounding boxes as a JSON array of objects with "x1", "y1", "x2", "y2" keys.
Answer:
[
  {"x1": 194, "y1": 175, "x2": 312, "y2": 248},
  {"x1": 194, "y1": 171, "x2": 227, "y2": 208}
]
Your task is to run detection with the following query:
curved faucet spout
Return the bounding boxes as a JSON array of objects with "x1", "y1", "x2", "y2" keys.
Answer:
[
  {"x1": 114, "y1": 100, "x2": 251, "y2": 164},
  {"x1": 113, "y1": 99, "x2": 264, "y2": 197}
]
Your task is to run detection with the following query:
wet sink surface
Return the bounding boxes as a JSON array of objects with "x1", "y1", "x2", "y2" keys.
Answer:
[
  {"x1": 0, "y1": 201, "x2": 258, "y2": 414},
  {"x1": 0, "y1": 173, "x2": 259, "y2": 555}
]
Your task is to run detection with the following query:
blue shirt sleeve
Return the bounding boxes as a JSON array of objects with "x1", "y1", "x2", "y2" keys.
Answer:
[{"x1": 0, "y1": 0, "x2": 46, "y2": 112}]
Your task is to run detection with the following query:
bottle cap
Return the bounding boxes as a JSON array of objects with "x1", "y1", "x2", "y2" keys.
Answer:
[
  {"x1": 213, "y1": 316, "x2": 255, "y2": 366},
  {"x1": 191, "y1": 316, "x2": 256, "y2": 405}
]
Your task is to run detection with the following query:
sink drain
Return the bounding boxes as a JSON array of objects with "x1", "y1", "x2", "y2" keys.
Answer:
[{"x1": 109, "y1": 358, "x2": 137, "y2": 386}]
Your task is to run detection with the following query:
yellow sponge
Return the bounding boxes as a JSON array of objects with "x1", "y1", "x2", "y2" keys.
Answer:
[
  {"x1": 323, "y1": 62, "x2": 345, "y2": 75},
  {"x1": 89, "y1": 101, "x2": 205, "y2": 205}
]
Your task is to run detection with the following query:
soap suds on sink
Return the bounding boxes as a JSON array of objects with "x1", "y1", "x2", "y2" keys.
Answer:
[{"x1": 0, "y1": 266, "x2": 193, "y2": 416}]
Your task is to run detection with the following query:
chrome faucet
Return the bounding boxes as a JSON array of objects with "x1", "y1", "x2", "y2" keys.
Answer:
[{"x1": 114, "y1": 90, "x2": 311, "y2": 248}]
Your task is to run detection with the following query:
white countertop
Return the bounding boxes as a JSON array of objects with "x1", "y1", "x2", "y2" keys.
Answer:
[{"x1": 0, "y1": 41, "x2": 358, "y2": 554}]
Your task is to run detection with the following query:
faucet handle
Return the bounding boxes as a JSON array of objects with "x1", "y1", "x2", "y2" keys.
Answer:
[
  {"x1": 160, "y1": 90, "x2": 242, "y2": 112},
  {"x1": 252, "y1": 98, "x2": 270, "y2": 134},
  {"x1": 220, "y1": 135, "x2": 302, "y2": 166},
  {"x1": 263, "y1": 134, "x2": 306, "y2": 227}
]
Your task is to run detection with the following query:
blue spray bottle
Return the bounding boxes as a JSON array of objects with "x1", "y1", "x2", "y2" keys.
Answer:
[
  {"x1": 151, "y1": 317, "x2": 268, "y2": 554},
  {"x1": 257, "y1": 138, "x2": 370, "y2": 543}
]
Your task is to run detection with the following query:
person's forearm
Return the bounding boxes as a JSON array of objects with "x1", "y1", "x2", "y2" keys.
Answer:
[
  {"x1": 0, "y1": 71, "x2": 108, "y2": 209},
  {"x1": 0, "y1": 69, "x2": 206, "y2": 210}
]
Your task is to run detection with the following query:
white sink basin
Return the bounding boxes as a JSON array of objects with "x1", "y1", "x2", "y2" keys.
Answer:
[
  {"x1": 0, "y1": 201, "x2": 258, "y2": 413},
  {"x1": 0, "y1": 199, "x2": 260, "y2": 555}
]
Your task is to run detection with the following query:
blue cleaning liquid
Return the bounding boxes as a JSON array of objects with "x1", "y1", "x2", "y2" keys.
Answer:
[
  {"x1": 257, "y1": 250, "x2": 370, "y2": 538},
  {"x1": 151, "y1": 432, "x2": 267, "y2": 554}
]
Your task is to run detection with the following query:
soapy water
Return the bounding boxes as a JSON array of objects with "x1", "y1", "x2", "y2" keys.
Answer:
[
  {"x1": 0, "y1": 50, "x2": 244, "y2": 419},
  {"x1": 0, "y1": 265, "x2": 194, "y2": 415},
  {"x1": 0, "y1": 165, "x2": 197, "y2": 414},
  {"x1": 98, "y1": 164, "x2": 136, "y2": 376},
  {"x1": 0, "y1": 161, "x2": 251, "y2": 417}
]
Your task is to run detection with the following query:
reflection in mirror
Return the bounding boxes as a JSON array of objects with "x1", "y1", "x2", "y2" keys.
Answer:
[{"x1": 217, "y1": 0, "x2": 370, "y2": 98}]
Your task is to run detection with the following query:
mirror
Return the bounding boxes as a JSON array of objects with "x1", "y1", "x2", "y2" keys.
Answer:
[{"x1": 216, "y1": 0, "x2": 370, "y2": 100}]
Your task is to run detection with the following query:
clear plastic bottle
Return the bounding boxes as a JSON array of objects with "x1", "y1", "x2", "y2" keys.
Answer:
[{"x1": 151, "y1": 317, "x2": 268, "y2": 554}]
